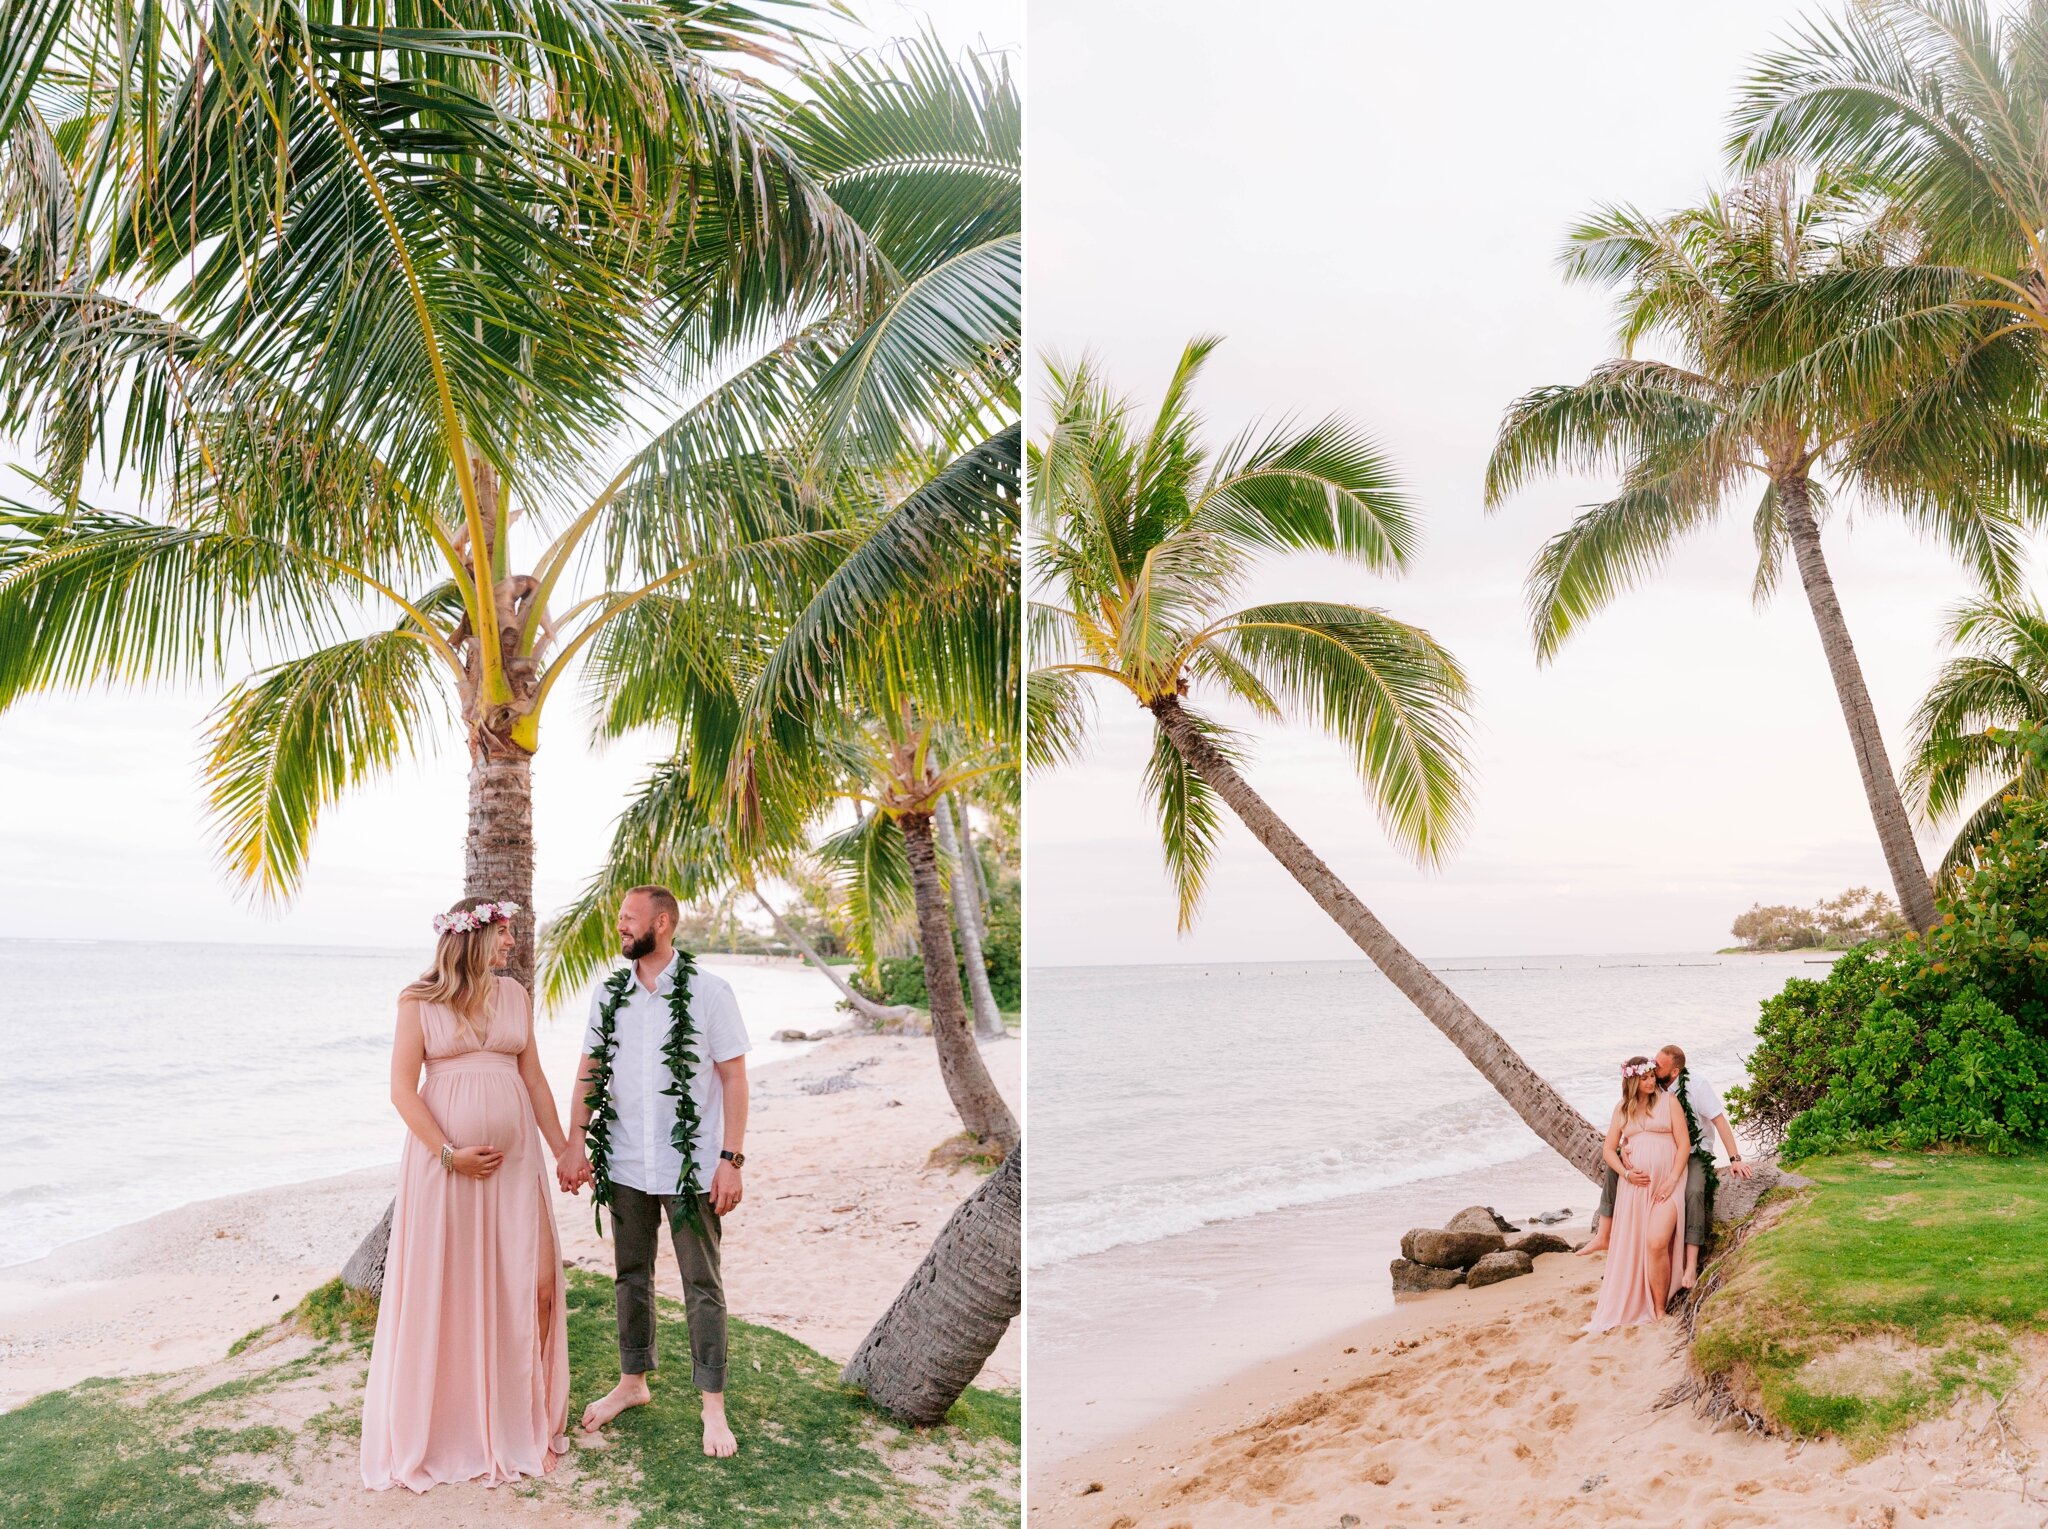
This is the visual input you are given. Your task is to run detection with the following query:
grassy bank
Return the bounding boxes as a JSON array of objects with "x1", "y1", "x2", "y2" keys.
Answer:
[
  {"x1": 0, "y1": 1269, "x2": 1017, "y2": 1528},
  {"x1": 1694, "y1": 1150, "x2": 2048, "y2": 1452}
]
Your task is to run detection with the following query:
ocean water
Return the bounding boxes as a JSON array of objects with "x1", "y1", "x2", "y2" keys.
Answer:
[
  {"x1": 1027, "y1": 952, "x2": 1831, "y2": 1272},
  {"x1": 0, "y1": 938, "x2": 845, "y2": 1268}
]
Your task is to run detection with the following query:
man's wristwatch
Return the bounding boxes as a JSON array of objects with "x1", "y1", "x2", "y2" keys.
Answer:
[{"x1": 720, "y1": 1149, "x2": 745, "y2": 1170}]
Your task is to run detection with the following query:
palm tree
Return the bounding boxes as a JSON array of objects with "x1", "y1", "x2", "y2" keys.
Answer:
[
  {"x1": 1907, "y1": 597, "x2": 2048, "y2": 874},
  {"x1": 1485, "y1": 164, "x2": 2034, "y2": 936},
  {"x1": 553, "y1": 38, "x2": 1023, "y2": 1149},
  {"x1": 1031, "y1": 338, "x2": 1606, "y2": 1182},
  {"x1": 0, "y1": 1, "x2": 868, "y2": 990}
]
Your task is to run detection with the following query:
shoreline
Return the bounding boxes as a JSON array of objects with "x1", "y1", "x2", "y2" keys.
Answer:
[
  {"x1": 1028, "y1": 1147, "x2": 1592, "y2": 1470},
  {"x1": 0, "y1": 1029, "x2": 1019, "y2": 1412},
  {"x1": 1030, "y1": 1248, "x2": 2047, "y2": 1527}
]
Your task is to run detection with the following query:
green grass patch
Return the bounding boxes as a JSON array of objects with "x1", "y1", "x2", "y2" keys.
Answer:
[
  {"x1": 286, "y1": 1277, "x2": 379, "y2": 1350},
  {"x1": 562, "y1": 1268, "x2": 1017, "y2": 1527},
  {"x1": 0, "y1": 1267, "x2": 1015, "y2": 1528},
  {"x1": 926, "y1": 1132, "x2": 1006, "y2": 1175},
  {"x1": 1695, "y1": 1149, "x2": 2048, "y2": 1451},
  {"x1": 0, "y1": 1390, "x2": 278, "y2": 1529}
]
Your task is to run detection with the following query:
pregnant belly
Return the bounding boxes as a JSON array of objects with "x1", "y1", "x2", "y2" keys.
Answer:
[
  {"x1": 1627, "y1": 1134, "x2": 1678, "y2": 1173},
  {"x1": 427, "y1": 1075, "x2": 529, "y2": 1151}
]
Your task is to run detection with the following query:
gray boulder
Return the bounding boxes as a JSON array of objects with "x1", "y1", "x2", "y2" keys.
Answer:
[
  {"x1": 1391, "y1": 1257, "x2": 1466, "y2": 1293},
  {"x1": 1401, "y1": 1228, "x2": 1505, "y2": 1269},
  {"x1": 1712, "y1": 1159, "x2": 1810, "y2": 1226},
  {"x1": 1505, "y1": 1230, "x2": 1574, "y2": 1258},
  {"x1": 1466, "y1": 1249, "x2": 1535, "y2": 1288},
  {"x1": 1444, "y1": 1205, "x2": 1519, "y2": 1235}
]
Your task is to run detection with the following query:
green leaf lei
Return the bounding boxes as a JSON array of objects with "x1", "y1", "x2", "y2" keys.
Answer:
[
  {"x1": 584, "y1": 952, "x2": 704, "y2": 1237},
  {"x1": 1672, "y1": 1066, "x2": 1718, "y2": 1231}
]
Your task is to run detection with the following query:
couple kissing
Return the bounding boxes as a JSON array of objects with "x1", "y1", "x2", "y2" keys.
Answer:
[{"x1": 1581, "y1": 1044, "x2": 1753, "y2": 1334}]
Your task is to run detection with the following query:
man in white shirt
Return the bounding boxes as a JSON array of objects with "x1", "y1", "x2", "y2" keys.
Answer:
[
  {"x1": 557, "y1": 884, "x2": 752, "y2": 1457},
  {"x1": 1578, "y1": 1042, "x2": 1754, "y2": 1299}
]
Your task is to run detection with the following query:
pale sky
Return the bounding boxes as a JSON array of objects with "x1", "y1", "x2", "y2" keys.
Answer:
[
  {"x1": 0, "y1": 0, "x2": 1018, "y2": 954},
  {"x1": 1023, "y1": 0, "x2": 2041, "y2": 966}
]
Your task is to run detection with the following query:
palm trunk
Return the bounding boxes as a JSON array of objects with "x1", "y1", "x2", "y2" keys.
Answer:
[
  {"x1": 346, "y1": 735, "x2": 535, "y2": 1297},
  {"x1": 900, "y1": 811, "x2": 1019, "y2": 1148},
  {"x1": 749, "y1": 889, "x2": 921, "y2": 1028},
  {"x1": 954, "y1": 794, "x2": 992, "y2": 916},
  {"x1": 466, "y1": 749, "x2": 537, "y2": 989},
  {"x1": 936, "y1": 796, "x2": 1005, "y2": 1038},
  {"x1": 1778, "y1": 474, "x2": 1939, "y2": 934},
  {"x1": 1151, "y1": 696, "x2": 1604, "y2": 1182},
  {"x1": 843, "y1": 1147, "x2": 1021, "y2": 1424}
]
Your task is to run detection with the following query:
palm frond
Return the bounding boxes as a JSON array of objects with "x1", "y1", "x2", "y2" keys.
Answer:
[
  {"x1": 203, "y1": 622, "x2": 450, "y2": 902},
  {"x1": 1199, "y1": 601, "x2": 1475, "y2": 865},
  {"x1": 1143, "y1": 704, "x2": 1244, "y2": 931},
  {"x1": 0, "y1": 503, "x2": 353, "y2": 709}
]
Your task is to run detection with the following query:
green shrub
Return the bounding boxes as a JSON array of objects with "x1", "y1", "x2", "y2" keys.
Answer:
[
  {"x1": 1735, "y1": 723, "x2": 2048, "y2": 1157},
  {"x1": 1727, "y1": 944, "x2": 1908, "y2": 1148},
  {"x1": 859, "y1": 896, "x2": 1019, "y2": 1012},
  {"x1": 1783, "y1": 989, "x2": 2048, "y2": 1157}
]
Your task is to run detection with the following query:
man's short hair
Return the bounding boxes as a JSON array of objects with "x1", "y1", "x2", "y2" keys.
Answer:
[
  {"x1": 627, "y1": 884, "x2": 681, "y2": 930},
  {"x1": 1659, "y1": 1043, "x2": 1687, "y2": 1071}
]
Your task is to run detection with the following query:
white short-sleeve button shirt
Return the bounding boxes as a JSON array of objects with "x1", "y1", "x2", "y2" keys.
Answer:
[
  {"x1": 1665, "y1": 1070, "x2": 1727, "y2": 1127},
  {"x1": 583, "y1": 954, "x2": 751, "y2": 1196}
]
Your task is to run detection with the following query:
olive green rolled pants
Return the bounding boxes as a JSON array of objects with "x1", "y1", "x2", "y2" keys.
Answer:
[{"x1": 609, "y1": 1184, "x2": 727, "y2": 1391}]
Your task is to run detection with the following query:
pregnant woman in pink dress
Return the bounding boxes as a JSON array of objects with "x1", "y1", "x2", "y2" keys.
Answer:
[
  {"x1": 361, "y1": 897, "x2": 572, "y2": 1491},
  {"x1": 1585, "y1": 1055, "x2": 1687, "y2": 1333}
]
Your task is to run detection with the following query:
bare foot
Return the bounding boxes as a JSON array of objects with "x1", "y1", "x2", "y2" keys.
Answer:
[
  {"x1": 1574, "y1": 1234, "x2": 1609, "y2": 1257},
  {"x1": 581, "y1": 1376, "x2": 652, "y2": 1432},
  {"x1": 702, "y1": 1395, "x2": 738, "y2": 1458}
]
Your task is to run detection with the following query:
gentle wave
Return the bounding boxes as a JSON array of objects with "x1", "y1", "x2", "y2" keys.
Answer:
[
  {"x1": 1027, "y1": 1124, "x2": 1544, "y2": 1267},
  {"x1": 1028, "y1": 954, "x2": 1801, "y2": 1273}
]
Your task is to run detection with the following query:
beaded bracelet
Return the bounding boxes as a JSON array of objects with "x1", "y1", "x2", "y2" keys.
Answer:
[{"x1": 440, "y1": 1142, "x2": 454, "y2": 1172}]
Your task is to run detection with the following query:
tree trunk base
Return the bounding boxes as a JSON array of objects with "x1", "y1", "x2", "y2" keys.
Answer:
[
  {"x1": 340, "y1": 1200, "x2": 395, "y2": 1297},
  {"x1": 843, "y1": 1148, "x2": 1020, "y2": 1425}
]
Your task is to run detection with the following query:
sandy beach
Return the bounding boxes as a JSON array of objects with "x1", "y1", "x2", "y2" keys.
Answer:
[
  {"x1": 1029, "y1": 1149, "x2": 1590, "y2": 1468},
  {"x1": 0, "y1": 1028, "x2": 1020, "y2": 1412},
  {"x1": 1032, "y1": 1241, "x2": 2048, "y2": 1528}
]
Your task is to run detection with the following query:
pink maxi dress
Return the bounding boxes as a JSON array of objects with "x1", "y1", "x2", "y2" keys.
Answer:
[
  {"x1": 1585, "y1": 1092, "x2": 1688, "y2": 1333},
  {"x1": 360, "y1": 978, "x2": 570, "y2": 1490}
]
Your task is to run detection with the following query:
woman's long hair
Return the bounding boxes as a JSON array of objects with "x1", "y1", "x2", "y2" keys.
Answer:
[
  {"x1": 403, "y1": 896, "x2": 505, "y2": 1044},
  {"x1": 1618, "y1": 1055, "x2": 1658, "y2": 1124}
]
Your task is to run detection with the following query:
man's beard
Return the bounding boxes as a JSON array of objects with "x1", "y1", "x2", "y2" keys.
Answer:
[{"x1": 620, "y1": 930, "x2": 656, "y2": 961}]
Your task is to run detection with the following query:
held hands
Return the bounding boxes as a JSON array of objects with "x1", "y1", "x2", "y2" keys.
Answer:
[
  {"x1": 709, "y1": 1160, "x2": 743, "y2": 1216},
  {"x1": 450, "y1": 1145, "x2": 504, "y2": 1180},
  {"x1": 556, "y1": 1140, "x2": 595, "y2": 1196}
]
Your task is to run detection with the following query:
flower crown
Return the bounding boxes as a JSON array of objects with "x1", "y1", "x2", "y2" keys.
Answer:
[
  {"x1": 1621, "y1": 1060, "x2": 1655, "y2": 1078},
  {"x1": 432, "y1": 900, "x2": 521, "y2": 936}
]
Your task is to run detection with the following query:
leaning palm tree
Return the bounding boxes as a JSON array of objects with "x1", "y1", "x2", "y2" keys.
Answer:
[
  {"x1": 1486, "y1": 164, "x2": 2035, "y2": 936},
  {"x1": 1031, "y1": 338, "x2": 1605, "y2": 1181},
  {"x1": 1907, "y1": 597, "x2": 2048, "y2": 875}
]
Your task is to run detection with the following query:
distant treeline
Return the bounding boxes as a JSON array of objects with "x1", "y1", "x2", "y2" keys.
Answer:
[{"x1": 1726, "y1": 888, "x2": 1908, "y2": 953}]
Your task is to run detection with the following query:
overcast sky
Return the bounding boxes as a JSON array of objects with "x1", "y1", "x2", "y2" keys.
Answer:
[
  {"x1": 1023, "y1": 0, "x2": 2042, "y2": 966},
  {"x1": 0, "y1": 0, "x2": 1018, "y2": 953}
]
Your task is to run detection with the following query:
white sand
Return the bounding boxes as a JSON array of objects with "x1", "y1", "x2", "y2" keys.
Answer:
[
  {"x1": 1031, "y1": 1248, "x2": 2048, "y2": 1527},
  {"x1": 0, "y1": 1030, "x2": 1019, "y2": 1411}
]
